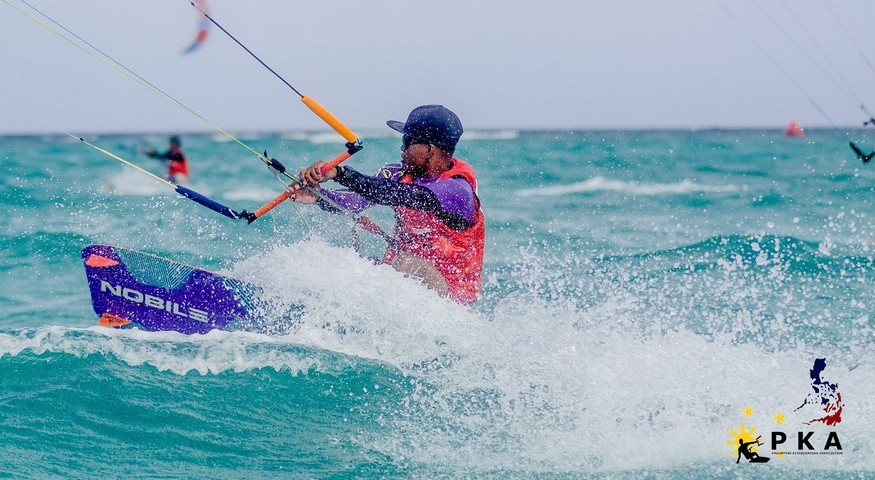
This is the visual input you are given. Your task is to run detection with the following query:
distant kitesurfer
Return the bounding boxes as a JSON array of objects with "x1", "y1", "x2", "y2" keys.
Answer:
[
  {"x1": 145, "y1": 135, "x2": 190, "y2": 184},
  {"x1": 291, "y1": 105, "x2": 485, "y2": 304}
]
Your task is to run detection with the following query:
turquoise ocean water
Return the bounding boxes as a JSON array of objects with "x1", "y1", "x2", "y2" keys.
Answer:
[{"x1": 1, "y1": 129, "x2": 874, "y2": 477}]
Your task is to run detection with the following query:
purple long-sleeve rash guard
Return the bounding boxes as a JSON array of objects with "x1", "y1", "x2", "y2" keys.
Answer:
[{"x1": 316, "y1": 163, "x2": 476, "y2": 231}]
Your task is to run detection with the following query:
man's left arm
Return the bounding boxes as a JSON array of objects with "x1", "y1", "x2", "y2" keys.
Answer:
[{"x1": 333, "y1": 166, "x2": 474, "y2": 230}]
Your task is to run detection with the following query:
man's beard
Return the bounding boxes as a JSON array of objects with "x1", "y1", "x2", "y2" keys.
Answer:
[{"x1": 403, "y1": 163, "x2": 426, "y2": 177}]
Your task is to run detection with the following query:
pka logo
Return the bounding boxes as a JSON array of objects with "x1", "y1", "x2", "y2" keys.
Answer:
[{"x1": 726, "y1": 357, "x2": 844, "y2": 464}]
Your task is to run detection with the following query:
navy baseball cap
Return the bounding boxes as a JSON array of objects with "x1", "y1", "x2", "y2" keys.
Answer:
[{"x1": 387, "y1": 105, "x2": 463, "y2": 149}]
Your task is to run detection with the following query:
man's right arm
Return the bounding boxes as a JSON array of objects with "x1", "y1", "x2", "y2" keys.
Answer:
[
  {"x1": 311, "y1": 164, "x2": 400, "y2": 213},
  {"x1": 333, "y1": 166, "x2": 473, "y2": 230}
]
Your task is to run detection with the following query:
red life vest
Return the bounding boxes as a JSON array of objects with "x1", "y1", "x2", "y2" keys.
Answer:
[
  {"x1": 167, "y1": 148, "x2": 189, "y2": 178},
  {"x1": 386, "y1": 158, "x2": 485, "y2": 304}
]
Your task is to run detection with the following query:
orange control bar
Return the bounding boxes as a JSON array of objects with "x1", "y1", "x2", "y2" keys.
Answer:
[
  {"x1": 301, "y1": 96, "x2": 358, "y2": 144},
  {"x1": 250, "y1": 141, "x2": 362, "y2": 222},
  {"x1": 252, "y1": 148, "x2": 353, "y2": 220},
  {"x1": 319, "y1": 151, "x2": 352, "y2": 176},
  {"x1": 252, "y1": 190, "x2": 293, "y2": 220}
]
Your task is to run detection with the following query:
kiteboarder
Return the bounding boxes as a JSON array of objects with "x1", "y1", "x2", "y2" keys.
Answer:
[
  {"x1": 291, "y1": 105, "x2": 485, "y2": 304},
  {"x1": 145, "y1": 135, "x2": 190, "y2": 184}
]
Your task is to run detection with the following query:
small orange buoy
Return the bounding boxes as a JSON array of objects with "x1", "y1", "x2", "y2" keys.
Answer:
[{"x1": 785, "y1": 120, "x2": 804, "y2": 137}]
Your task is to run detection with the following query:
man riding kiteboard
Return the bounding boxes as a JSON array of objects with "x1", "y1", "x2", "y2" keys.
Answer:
[{"x1": 292, "y1": 105, "x2": 485, "y2": 304}]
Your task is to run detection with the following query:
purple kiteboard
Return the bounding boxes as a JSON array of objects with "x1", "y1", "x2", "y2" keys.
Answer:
[{"x1": 82, "y1": 244, "x2": 260, "y2": 334}]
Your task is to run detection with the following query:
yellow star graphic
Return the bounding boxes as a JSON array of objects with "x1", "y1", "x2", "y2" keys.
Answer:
[
  {"x1": 743, "y1": 406, "x2": 753, "y2": 417},
  {"x1": 774, "y1": 412, "x2": 785, "y2": 424}
]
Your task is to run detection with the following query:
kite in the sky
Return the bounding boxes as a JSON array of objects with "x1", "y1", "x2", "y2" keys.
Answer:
[{"x1": 182, "y1": 0, "x2": 210, "y2": 55}]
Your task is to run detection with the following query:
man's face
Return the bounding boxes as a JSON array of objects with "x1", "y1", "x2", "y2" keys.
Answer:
[{"x1": 400, "y1": 136, "x2": 431, "y2": 176}]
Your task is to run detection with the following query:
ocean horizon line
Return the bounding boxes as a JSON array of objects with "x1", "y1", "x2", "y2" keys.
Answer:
[{"x1": 1, "y1": 125, "x2": 870, "y2": 138}]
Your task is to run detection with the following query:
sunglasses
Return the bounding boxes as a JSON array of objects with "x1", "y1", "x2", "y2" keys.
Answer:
[{"x1": 401, "y1": 135, "x2": 430, "y2": 151}]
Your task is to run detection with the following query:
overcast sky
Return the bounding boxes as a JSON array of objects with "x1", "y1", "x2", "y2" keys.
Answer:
[{"x1": 2, "y1": 0, "x2": 874, "y2": 134}]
